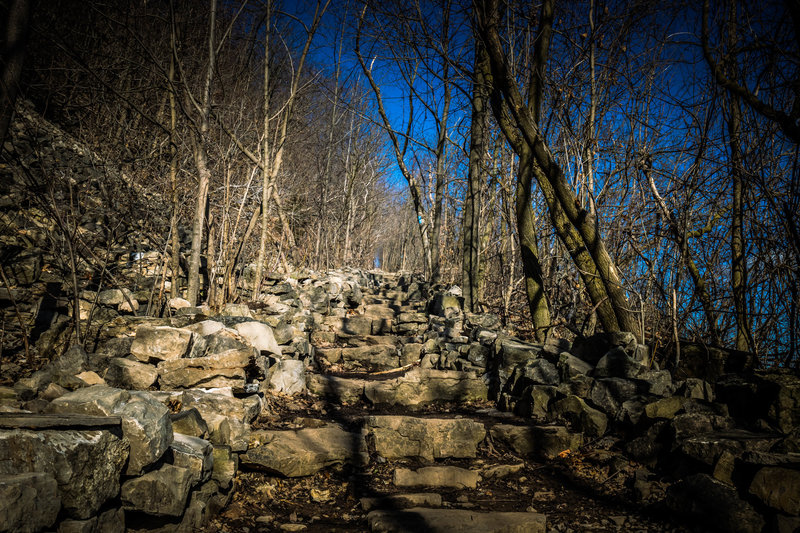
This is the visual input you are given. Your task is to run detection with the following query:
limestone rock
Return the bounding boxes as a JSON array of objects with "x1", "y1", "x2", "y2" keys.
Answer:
[
  {"x1": 242, "y1": 423, "x2": 366, "y2": 477},
  {"x1": 490, "y1": 424, "x2": 583, "y2": 460},
  {"x1": 666, "y1": 474, "x2": 765, "y2": 533},
  {"x1": 551, "y1": 395, "x2": 607, "y2": 439},
  {"x1": 121, "y1": 464, "x2": 194, "y2": 517},
  {"x1": 171, "y1": 408, "x2": 209, "y2": 438},
  {"x1": 592, "y1": 348, "x2": 647, "y2": 379},
  {"x1": 118, "y1": 391, "x2": 173, "y2": 475},
  {"x1": 366, "y1": 416, "x2": 486, "y2": 462},
  {"x1": 364, "y1": 368, "x2": 488, "y2": 408},
  {"x1": 0, "y1": 429, "x2": 128, "y2": 519},
  {"x1": 360, "y1": 493, "x2": 442, "y2": 511},
  {"x1": 157, "y1": 348, "x2": 252, "y2": 389},
  {"x1": 268, "y1": 359, "x2": 306, "y2": 395},
  {"x1": 104, "y1": 358, "x2": 158, "y2": 390},
  {"x1": 130, "y1": 326, "x2": 192, "y2": 363},
  {"x1": 393, "y1": 466, "x2": 480, "y2": 489},
  {"x1": 307, "y1": 374, "x2": 365, "y2": 404},
  {"x1": 171, "y1": 433, "x2": 213, "y2": 486},
  {"x1": 233, "y1": 321, "x2": 282, "y2": 356},
  {"x1": 211, "y1": 446, "x2": 238, "y2": 490},
  {"x1": 367, "y1": 508, "x2": 546, "y2": 533},
  {"x1": 0, "y1": 472, "x2": 60, "y2": 532},
  {"x1": 749, "y1": 466, "x2": 800, "y2": 515}
]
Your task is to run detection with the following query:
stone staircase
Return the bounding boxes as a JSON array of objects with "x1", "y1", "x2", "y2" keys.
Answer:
[
  {"x1": 2, "y1": 269, "x2": 798, "y2": 533},
  {"x1": 210, "y1": 273, "x2": 678, "y2": 533}
]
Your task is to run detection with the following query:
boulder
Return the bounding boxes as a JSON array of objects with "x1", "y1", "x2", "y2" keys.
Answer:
[
  {"x1": 130, "y1": 326, "x2": 192, "y2": 363},
  {"x1": 104, "y1": 358, "x2": 158, "y2": 390},
  {"x1": 366, "y1": 416, "x2": 486, "y2": 462},
  {"x1": 749, "y1": 466, "x2": 800, "y2": 515},
  {"x1": 268, "y1": 359, "x2": 306, "y2": 395},
  {"x1": 0, "y1": 429, "x2": 128, "y2": 519},
  {"x1": 572, "y1": 331, "x2": 638, "y2": 366},
  {"x1": 592, "y1": 348, "x2": 647, "y2": 379},
  {"x1": 242, "y1": 424, "x2": 366, "y2": 477},
  {"x1": 666, "y1": 474, "x2": 765, "y2": 533},
  {"x1": 121, "y1": 464, "x2": 194, "y2": 517},
  {"x1": 551, "y1": 395, "x2": 608, "y2": 438},
  {"x1": 211, "y1": 446, "x2": 238, "y2": 490},
  {"x1": 233, "y1": 321, "x2": 282, "y2": 356},
  {"x1": 557, "y1": 353, "x2": 593, "y2": 381},
  {"x1": 0, "y1": 472, "x2": 60, "y2": 532},
  {"x1": 515, "y1": 385, "x2": 560, "y2": 420},
  {"x1": 117, "y1": 392, "x2": 173, "y2": 475},
  {"x1": 47, "y1": 386, "x2": 172, "y2": 476},
  {"x1": 393, "y1": 466, "x2": 480, "y2": 489}
]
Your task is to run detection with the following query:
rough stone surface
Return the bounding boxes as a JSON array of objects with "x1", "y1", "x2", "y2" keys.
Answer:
[
  {"x1": 393, "y1": 466, "x2": 480, "y2": 489},
  {"x1": 666, "y1": 474, "x2": 765, "y2": 533},
  {"x1": 233, "y1": 321, "x2": 282, "y2": 356},
  {"x1": 0, "y1": 472, "x2": 60, "y2": 532},
  {"x1": 749, "y1": 466, "x2": 800, "y2": 515},
  {"x1": 130, "y1": 326, "x2": 193, "y2": 363},
  {"x1": 242, "y1": 424, "x2": 366, "y2": 477},
  {"x1": 360, "y1": 493, "x2": 442, "y2": 511},
  {"x1": 171, "y1": 433, "x2": 214, "y2": 486},
  {"x1": 118, "y1": 391, "x2": 173, "y2": 475},
  {"x1": 121, "y1": 464, "x2": 194, "y2": 517},
  {"x1": 268, "y1": 359, "x2": 306, "y2": 395},
  {"x1": 551, "y1": 395, "x2": 608, "y2": 439},
  {"x1": 157, "y1": 348, "x2": 252, "y2": 389},
  {"x1": 0, "y1": 429, "x2": 128, "y2": 519},
  {"x1": 367, "y1": 508, "x2": 546, "y2": 533},
  {"x1": 307, "y1": 374, "x2": 365, "y2": 403},
  {"x1": 366, "y1": 416, "x2": 486, "y2": 462},
  {"x1": 490, "y1": 424, "x2": 583, "y2": 460},
  {"x1": 364, "y1": 368, "x2": 488, "y2": 408},
  {"x1": 104, "y1": 358, "x2": 159, "y2": 390}
]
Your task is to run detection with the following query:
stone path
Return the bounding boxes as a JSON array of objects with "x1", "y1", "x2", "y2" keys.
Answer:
[{"x1": 2, "y1": 269, "x2": 798, "y2": 532}]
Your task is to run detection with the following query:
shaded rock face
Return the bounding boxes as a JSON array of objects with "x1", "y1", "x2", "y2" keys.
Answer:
[
  {"x1": 666, "y1": 474, "x2": 765, "y2": 533},
  {"x1": 0, "y1": 472, "x2": 61, "y2": 532},
  {"x1": 0, "y1": 429, "x2": 128, "y2": 519},
  {"x1": 121, "y1": 464, "x2": 194, "y2": 517}
]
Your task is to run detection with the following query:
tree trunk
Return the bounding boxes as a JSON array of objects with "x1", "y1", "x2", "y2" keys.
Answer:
[
  {"x1": 463, "y1": 41, "x2": 488, "y2": 312},
  {"x1": 0, "y1": 0, "x2": 31, "y2": 148}
]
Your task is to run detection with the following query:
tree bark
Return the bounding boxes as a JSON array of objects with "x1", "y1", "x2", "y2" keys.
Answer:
[
  {"x1": 0, "y1": 0, "x2": 31, "y2": 149},
  {"x1": 463, "y1": 40, "x2": 488, "y2": 312}
]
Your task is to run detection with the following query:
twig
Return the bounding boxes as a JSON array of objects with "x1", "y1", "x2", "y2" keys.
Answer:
[{"x1": 0, "y1": 266, "x2": 31, "y2": 361}]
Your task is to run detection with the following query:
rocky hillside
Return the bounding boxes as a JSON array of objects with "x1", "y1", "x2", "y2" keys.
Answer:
[{"x1": 0, "y1": 268, "x2": 798, "y2": 532}]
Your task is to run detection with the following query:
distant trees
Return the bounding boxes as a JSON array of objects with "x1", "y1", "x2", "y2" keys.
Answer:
[{"x1": 6, "y1": 0, "x2": 799, "y2": 366}]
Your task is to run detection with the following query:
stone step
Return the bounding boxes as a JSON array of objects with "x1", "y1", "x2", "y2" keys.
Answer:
[
  {"x1": 316, "y1": 345, "x2": 402, "y2": 372},
  {"x1": 307, "y1": 368, "x2": 488, "y2": 408},
  {"x1": 366, "y1": 508, "x2": 547, "y2": 533}
]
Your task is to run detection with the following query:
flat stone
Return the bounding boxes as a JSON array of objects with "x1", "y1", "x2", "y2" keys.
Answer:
[
  {"x1": 157, "y1": 348, "x2": 252, "y2": 389},
  {"x1": 490, "y1": 424, "x2": 583, "y2": 460},
  {"x1": 242, "y1": 423, "x2": 367, "y2": 477},
  {"x1": 0, "y1": 472, "x2": 60, "y2": 532},
  {"x1": 360, "y1": 493, "x2": 442, "y2": 511},
  {"x1": 130, "y1": 326, "x2": 193, "y2": 363},
  {"x1": 338, "y1": 345, "x2": 399, "y2": 371},
  {"x1": 394, "y1": 466, "x2": 480, "y2": 489},
  {"x1": 367, "y1": 508, "x2": 546, "y2": 533},
  {"x1": 307, "y1": 374, "x2": 365, "y2": 404},
  {"x1": 364, "y1": 368, "x2": 488, "y2": 408},
  {"x1": 121, "y1": 464, "x2": 194, "y2": 517},
  {"x1": 366, "y1": 416, "x2": 486, "y2": 462},
  {"x1": 0, "y1": 429, "x2": 128, "y2": 519},
  {"x1": 481, "y1": 463, "x2": 525, "y2": 479}
]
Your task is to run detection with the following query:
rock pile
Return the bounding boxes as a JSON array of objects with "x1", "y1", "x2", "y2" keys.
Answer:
[{"x1": 0, "y1": 267, "x2": 798, "y2": 532}]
